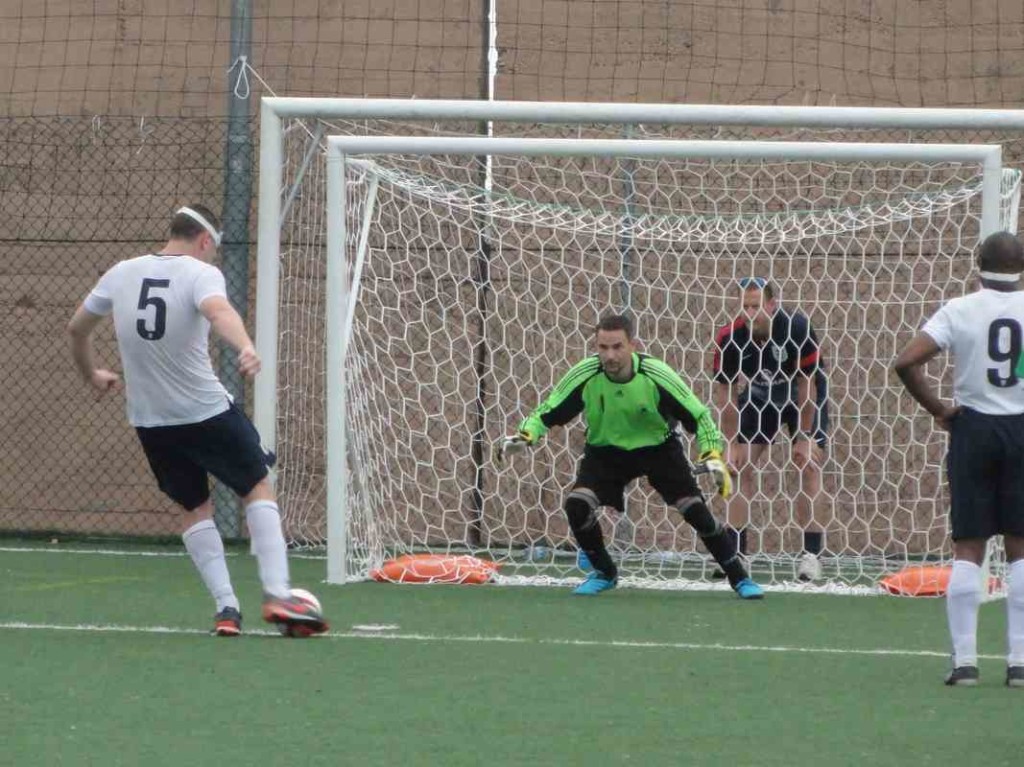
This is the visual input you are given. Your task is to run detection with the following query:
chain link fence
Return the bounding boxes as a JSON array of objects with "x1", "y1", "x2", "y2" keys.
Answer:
[{"x1": 0, "y1": 116, "x2": 250, "y2": 538}]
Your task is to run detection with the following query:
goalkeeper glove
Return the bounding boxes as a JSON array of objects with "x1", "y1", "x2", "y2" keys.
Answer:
[
  {"x1": 496, "y1": 431, "x2": 533, "y2": 464},
  {"x1": 698, "y1": 449, "x2": 733, "y2": 499}
]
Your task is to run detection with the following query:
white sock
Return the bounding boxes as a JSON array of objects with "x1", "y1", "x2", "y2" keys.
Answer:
[
  {"x1": 182, "y1": 519, "x2": 238, "y2": 612},
  {"x1": 245, "y1": 500, "x2": 290, "y2": 599},
  {"x1": 946, "y1": 559, "x2": 982, "y2": 668},
  {"x1": 1006, "y1": 559, "x2": 1024, "y2": 666}
]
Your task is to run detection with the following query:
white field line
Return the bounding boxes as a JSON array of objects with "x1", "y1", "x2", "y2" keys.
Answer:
[
  {"x1": 0, "y1": 620, "x2": 998, "y2": 660},
  {"x1": 0, "y1": 545, "x2": 190, "y2": 557}
]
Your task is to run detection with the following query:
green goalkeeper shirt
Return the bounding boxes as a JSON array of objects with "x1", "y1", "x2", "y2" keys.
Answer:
[{"x1": 518, "y1": 352, "x2": 723, "y2": 454}]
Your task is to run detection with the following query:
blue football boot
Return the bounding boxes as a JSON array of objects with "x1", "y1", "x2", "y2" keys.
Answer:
[
  {"x1": 573, "y1": 571, "x2": 618, "y2": 596},
  {"x1": 733, "y1": 578, "x2": 765, "y2": 600}
]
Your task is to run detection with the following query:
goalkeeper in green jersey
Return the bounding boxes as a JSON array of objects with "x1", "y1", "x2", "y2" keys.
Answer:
[{"x1": 498, "y1": 314, "x2": 764, "y2": 598}]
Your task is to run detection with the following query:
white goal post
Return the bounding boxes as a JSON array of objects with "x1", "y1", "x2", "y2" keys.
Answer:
[
  {"x1": 323, "y1": 135, "x2": 1006, "y2": 585},
  {"x1": 255, "y1": 98, "x2": 1024, "y2": 591}
]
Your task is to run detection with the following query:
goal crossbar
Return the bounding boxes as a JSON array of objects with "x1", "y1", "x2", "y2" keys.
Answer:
[
  {"x1": 327, "y1": 135, "x2": 1002, "y2": 164},
  {"x1": 263, "y1": 96, "x2": 1024, "y2": 128},
  {"x1": 255, "y1": 99, "x2": 1024, "y2": 457}
]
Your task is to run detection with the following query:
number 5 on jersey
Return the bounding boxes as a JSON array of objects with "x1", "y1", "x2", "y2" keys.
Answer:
[{"x1": 137, "y1": 278, "x2": 170, "y2": 341}]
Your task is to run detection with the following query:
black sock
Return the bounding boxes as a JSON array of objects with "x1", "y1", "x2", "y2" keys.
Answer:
[
  {"x1": 702, "y1": 528, "x2": 748, "y2": 587},
  {"x1": 803, "y1": 531, "x2": 823, "y2": 556},
  {"x1": 565, "y1": 498, "x2": 617, "y2": 580}
]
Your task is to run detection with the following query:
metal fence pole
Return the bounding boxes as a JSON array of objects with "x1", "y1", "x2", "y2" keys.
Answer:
[{"x1": 215, "y1": 0, "x2": 254, "y2": 538}]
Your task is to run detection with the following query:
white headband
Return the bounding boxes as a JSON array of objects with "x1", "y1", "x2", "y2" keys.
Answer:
[
  {"x1": 979, "y1": 270, "x2": 1021, "y2": 283},
  {"x1": 177, "y1": 206, "x2": 222, "y2": 247}
]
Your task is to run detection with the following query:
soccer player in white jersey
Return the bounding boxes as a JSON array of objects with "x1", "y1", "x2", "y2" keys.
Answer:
[
  {"x1": 894, "y1": 230, "x2": 1024, "y2": 687},
  {"x1": 67, "y1": 204, "x2": 327, "y2": 638}
]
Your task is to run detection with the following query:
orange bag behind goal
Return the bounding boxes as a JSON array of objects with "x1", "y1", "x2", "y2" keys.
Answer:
[
  {"x1": 879, "y1": 565, "x2": 1001, "y2": 597},
  {"x1": 370, "y1": 554, "x2": 499, "y2": 585}
]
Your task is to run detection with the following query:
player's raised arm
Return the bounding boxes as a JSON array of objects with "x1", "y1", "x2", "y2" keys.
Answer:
[
  {"x1": 640, "y1": 357, "x2": 731, "y2": 498},
  {"x1": 640, "y1": 357, "x2": 722, "y2": 455},
  {"x1": 497, "y1": 355, "x2": 599, "y2": 463}
]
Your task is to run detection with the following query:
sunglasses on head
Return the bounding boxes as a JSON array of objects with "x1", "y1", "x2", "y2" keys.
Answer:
[{"x1": 738, "y1": 277, "x2": 768, "y2": 290}]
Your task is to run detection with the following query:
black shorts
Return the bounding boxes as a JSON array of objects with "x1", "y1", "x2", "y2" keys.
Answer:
[
  {"x1": 574, "y1": 439, "x2": 700, "y2": 512},
  {"x1": 947, "y1": 407, "x2": 1024, "y2": 540},
  {"x1": 736, "y1": 386, "x2": 830, "y2": 448},
  {"x1": 135, "y1": 402, "x2": 273, "y2": 511}
]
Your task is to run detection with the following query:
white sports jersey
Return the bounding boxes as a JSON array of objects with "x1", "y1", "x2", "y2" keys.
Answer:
[
  {"x1": 84, "y1": 254, "x2": 231, "y2": 427},
  {"x1": 922, "y1": 288, "x2": 1024, "y2": 415}
]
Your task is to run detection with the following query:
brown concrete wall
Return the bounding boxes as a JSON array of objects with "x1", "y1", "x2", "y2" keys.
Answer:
[{"x1": 2, "y1": 0, "x2": 1024, "y2": 546}]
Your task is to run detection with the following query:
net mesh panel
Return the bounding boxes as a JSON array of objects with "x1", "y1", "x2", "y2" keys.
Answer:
[{"x1": 274, "y1": 118, "x2": 1020, "y2": 588}]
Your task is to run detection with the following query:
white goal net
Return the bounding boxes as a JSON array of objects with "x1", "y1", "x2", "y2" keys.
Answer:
[{"x1": 262, "y1": 111, "x2": 1021, "y2": 592}]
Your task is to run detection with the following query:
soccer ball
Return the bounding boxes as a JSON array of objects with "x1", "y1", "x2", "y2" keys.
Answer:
[
  {"x1": 276, "y1": 587, "x2": 323, "y2": 638},
  {"x1": 288, "y1": 587, "x2": 322, "y2": 613}
]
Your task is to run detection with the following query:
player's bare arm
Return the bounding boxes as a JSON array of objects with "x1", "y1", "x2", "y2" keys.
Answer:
[
  {"x1": 712, "y1": 381, "x2": 738, "y2": 441},
  {"x1": 712, "y1": 380, "x2": 740, "y2": 460},
  {"x1": 792, "y1": 373, "x2": 823, "y2": 464},
  {"x1": 893, "y1": 331, "x2": 960, "y2": 430},
  {"x1": 200, "y1": 295, "x2": 261, "y2": 377},
  {"x1": 711, "y1": 380, "x2": 742, "y2": 475},
  {"x1": 67, "y1": 305, "x2": 121, "y2": 396},
  {"x1": 795, "y1": 373, "x2": 814, "y2": 433},
  {"x1": 496, "y1": 355, "x2": 596, "y2": 463}
]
